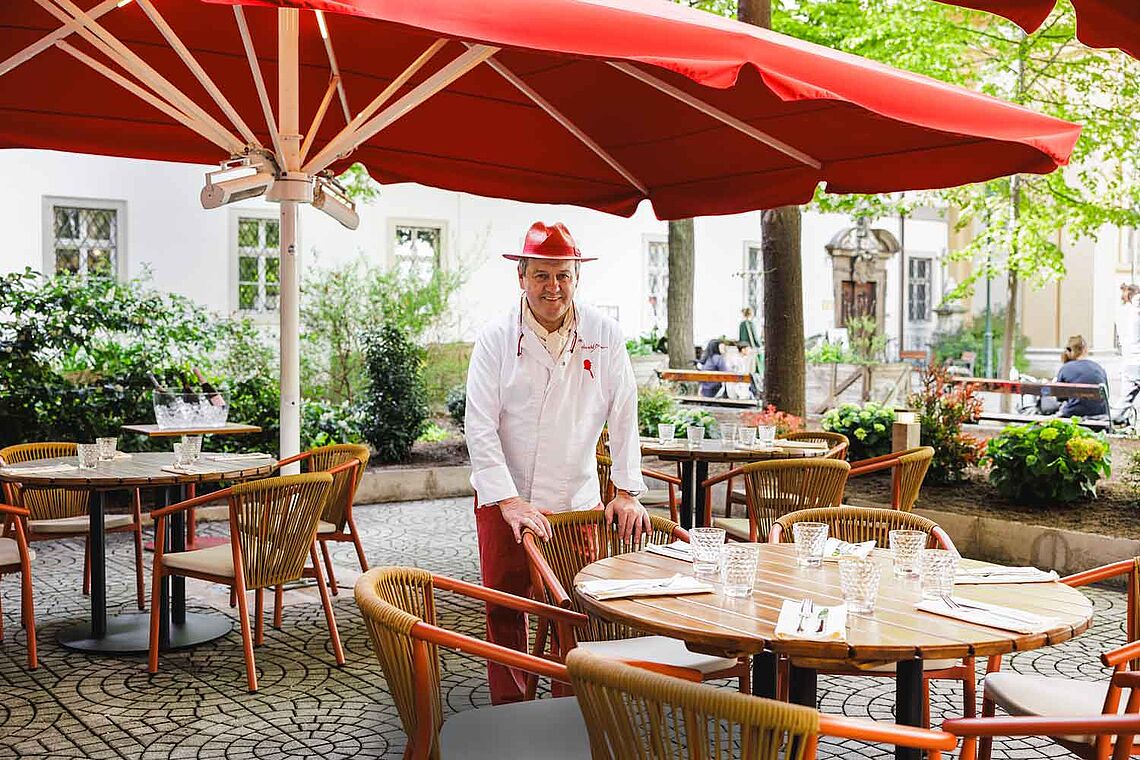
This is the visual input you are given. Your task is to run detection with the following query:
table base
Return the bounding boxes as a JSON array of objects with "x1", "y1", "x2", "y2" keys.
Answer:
[{"x1": 57, "y1": 611, "x2": 232, "y2": 654}]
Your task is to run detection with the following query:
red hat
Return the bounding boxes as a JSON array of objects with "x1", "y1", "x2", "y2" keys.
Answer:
[{"x1": 503, "y1": 221, "x2": 597, "y2": 262}]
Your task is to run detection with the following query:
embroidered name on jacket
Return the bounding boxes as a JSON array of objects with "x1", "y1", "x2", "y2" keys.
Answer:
[{"x1": 578, "y1": 341, "x2": 608, "y2": 351}]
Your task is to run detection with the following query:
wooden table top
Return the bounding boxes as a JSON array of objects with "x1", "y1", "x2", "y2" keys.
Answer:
[
  {"x1": 640, "y1": 437, "x2": 828, "y2": 463},
  {"x1": 0, "y1": 452, "x2": 276, "y2": 489},
  {"x1": 573, "y1": 543, "x2": 1093, "y2": 664},
  {"x1": 121, "y1": 423, "x2": 262, "y2": 437}
]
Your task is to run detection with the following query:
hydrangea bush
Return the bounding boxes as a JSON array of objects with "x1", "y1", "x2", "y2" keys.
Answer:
[
  {"x1": 984, "y1": 418, "x2": 1110, "y2": 503},
  {"x1": 821, "y1": 402, "x2": 895, "y2": 460}
]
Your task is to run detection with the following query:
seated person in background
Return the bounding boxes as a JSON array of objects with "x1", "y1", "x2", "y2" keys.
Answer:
[
  {"x1": 723, "y1": 342, "x2": 755, "y2": 400},
  {"x1": 698, "y1": 338, "x2": 726, "y2": 397},
  {"x1": 1055, "y1": 334, "x2": 1109, "y2": 417}
]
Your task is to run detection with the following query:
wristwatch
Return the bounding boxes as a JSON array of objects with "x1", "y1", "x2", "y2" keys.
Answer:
[{"x1": 617, "y1": 488, "x2": 643, "y2": 498}]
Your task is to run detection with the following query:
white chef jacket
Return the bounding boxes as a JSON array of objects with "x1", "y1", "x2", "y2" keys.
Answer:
[{"x1": 465, "y1": 300, "x2": 647, "y2": 512}]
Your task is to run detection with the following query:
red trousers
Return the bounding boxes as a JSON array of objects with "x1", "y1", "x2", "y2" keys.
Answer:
[{"x1": 474, "y1": 502, "x2": 533, "y2": 704}]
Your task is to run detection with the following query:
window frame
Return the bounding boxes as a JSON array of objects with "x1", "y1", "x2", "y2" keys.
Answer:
[
  {"x1": 41, "y1": 196, "x2": 127, "y2": 280},
  {"x1": 742, "y1": 240, "x2": 763, "y2": 318},
  {"x1": 642, "y1": 233, "x2": 669, "y2": 332},
  {"x1": 907, "y1": 255, "x2": 934, "y2": 324},
  {"x1": 228, "y1": 209, "x2": 282, "y2": 319},
  {"x1": 387, "y1": 217, "x2": 448, "y2": 281}
]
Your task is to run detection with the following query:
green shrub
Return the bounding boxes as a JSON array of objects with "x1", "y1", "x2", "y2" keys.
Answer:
[
  {"x1": 821, "y1": 402, "x2": 895, "y2": 460},
  {"x1": 638, "y1": 386, "x2": 678, "y2": 437},
  {"x1": 301, "y1": 399, "x2": 366, "y2": 450},
  {"x1": 806, "y1": 340, "x2": 852, "y2": 364},
  {"x1": 933, "y1": 309, "x2": 1029, "y2": 373},
  {"x1": 673, "y1": 407, "x2": 718, "y2": 438},
  {"x1": 984, "y1": 418, "x2": 1110, "y2": 503},
  {"x1": 417, "y1": 422, "x2": 450, "y2": 443},
  {"x1": 846, "y1": 316, "x2": 886, "y2": 365},
  {"x1": 446, "y1": 384, "x2": 467, "y2": 432},
  {"x1": 906, "y1": 365, "x2": 983, "y2": 483},
  {"x1": 422, "y1": 342, "x2": 473, "y2": 410},
  {"x1": 360, "y1": 323, "x2": 428, "y2": 463},
  {"x1": 626, "y1": 328, "x2": 666, "y2": 357}
]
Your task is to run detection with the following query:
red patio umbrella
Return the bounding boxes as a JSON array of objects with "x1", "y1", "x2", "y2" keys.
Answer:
[
  {"x1": 0, "y1": 0, "x2": 1081, "y2": 459},
  {"x1": 934, "y1": 0, "x2": 1140, "y2": 60}
]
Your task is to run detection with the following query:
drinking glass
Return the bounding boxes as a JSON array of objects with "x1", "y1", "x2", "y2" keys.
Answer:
[
  {"x1": 839, "y1": 557, "x2": 881, "y2": 614},
  {"x1": 792, "y1": 522, "x2": 829, "y2": 568},
  {"x1": 737, "y1": 427, "x2": 757, "y2": 447},
  {"x1": 757, "y1": 425, "x2": 777, "y2": 446},
  {"x1": 657, "y1": 423, "x2": 676, "y2": 444},
  {"x1": 96, "y1": 436, "x2": 118, "y2": 461},
  {"x1": 920, "y1": 549, "x2": 959, "y2": 600},
  {"x1": 77, "y1": 443, "x2": 100, "y2": 470},
  {"x1": 720, "y1": 423, "x2": 737, "y2": 444},
  {"x1": 720, "y1": 544, "x2": 759, "y2": 598},
  {"x1": 689, "y1": 527, "x2": 726, "y2": 579},
  {"x1": 889, "y1": 529, "x2": 927, "y2": 578},
  {"x1": 686, "y1": 425, "x2": 705, "y2": 448},
  {"x1": 180, "y1": 434, "x2": 203, "y2": 462},
  {"x1": 172, "y1": 442, "x2": 193, "y2": 467}
]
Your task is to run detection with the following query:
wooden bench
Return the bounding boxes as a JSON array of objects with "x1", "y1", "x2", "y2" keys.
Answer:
[
  {"x1": 657, "y1": 369, "x2": 760, "y2": 408},
  {"x1": 674, "y1": 395, "x2": 758, "y2": 408},
  {"x1": 950, "y1": 377, "x2": 1111, "y2": 431}
]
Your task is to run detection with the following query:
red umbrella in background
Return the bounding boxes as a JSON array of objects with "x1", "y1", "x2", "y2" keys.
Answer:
[
  {"x1": 0, "y1": 0, "x2": 1082, "y2": 458},
  {"x1": 935, "y1": 0, "x2": 1140, "y2": 59}
]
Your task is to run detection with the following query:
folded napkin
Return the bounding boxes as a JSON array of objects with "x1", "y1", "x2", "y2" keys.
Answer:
[
  {"x1": 773, "y1": 439, "x2": 829, "y2": 450},
  {"x1": 644, "y1": 541, "x2": 693, "y2": 561},
  {"x1": 774, "y1": 600, "x2": 847, "y2": 641},
  {"x1": 822, "y1": 538, "x2": 875, "y2": 561},
  {"x1": 205, "y1": 452, "x2": 272, "y2": 462},
  {"x1": 161, "y1": 465, "x2": 201, "y2": 475},
  {"x1": 916, "y1": 597, "x2": 1053, "y2": 634},
  {"x1": 955, "y1": 566, "x2": 1060, "y2": 584},
  {"x1": 576, "y1": 574, "x2": 714, "y2": 601},
  {"x1": 0, "y1": 463, "x2": 78, "y2": 475}
]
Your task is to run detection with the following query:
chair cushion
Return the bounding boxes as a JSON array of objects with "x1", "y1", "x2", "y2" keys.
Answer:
[
  {"x1": 985, "y1": 671, "x2": 1121, "y2": 744},
  {"x1": 317, "y1": 520, "x2": 337, "y2": 534},
  {"x1": 162, "y1": 544, "x2": 235, "y2": 579},
  {"x1": 439, "y1": 696, "x2": 589, "y2": 760},
  {"x1": 577, "y1": 635, "x2": 739, "y2": 674},
  {"x1": 29, "y1": 514, "x2": 133, "y2": 534},
  {"x1": 0, "y1": 537, "x2": 32, "y2": 566},
  {"x1": 638, "y1": 489, "x2": 671, "y2": 507},
  {"x1": 712, "y1": 517, "x2": 752, "y2": 542},
  {"x1": 730, "y1": 487, "x2": 747, "y2": 504}
]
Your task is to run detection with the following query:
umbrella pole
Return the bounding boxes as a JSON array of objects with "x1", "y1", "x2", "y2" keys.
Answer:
[{"x1": 279, "y1": 199, "x2": 301, "y2": 465}]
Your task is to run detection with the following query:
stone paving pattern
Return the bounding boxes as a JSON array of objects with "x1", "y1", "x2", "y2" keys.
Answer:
[{"x1": 0, "y1": 496, "x2": 1123, "y2": 758}]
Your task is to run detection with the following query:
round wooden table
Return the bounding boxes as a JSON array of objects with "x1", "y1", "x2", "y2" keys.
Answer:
[
  {"x1": 574, "y1": 542, "x2": 1094, "y2": 760},
  {"x1": 640, "y1": 437, "x2": 828, "y2": 529},
  {"x1": 0, "y1": 452, "x2": 276, "y2": 654}
]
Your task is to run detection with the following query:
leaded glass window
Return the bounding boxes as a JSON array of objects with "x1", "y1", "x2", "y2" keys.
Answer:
[
  {"x1": 236, "y1": 216, "x2": 280, "y2": 313},
  {"x1": 51, "y1": 205, "x2": 118, "y2": 279},
  {"x1": 394, "y1": 225, "x2": 441, "y2": 283}
]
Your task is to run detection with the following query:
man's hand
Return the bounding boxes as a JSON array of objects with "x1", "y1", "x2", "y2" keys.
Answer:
[
  {"x1": 498, "y1": 496, "x2": 553, "y2": 543},
  {"x1": 605, "y1": 490, "x2": 651, "y2": 541}
]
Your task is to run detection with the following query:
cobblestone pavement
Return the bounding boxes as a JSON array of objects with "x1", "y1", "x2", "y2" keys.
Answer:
[{"x1": 0, "y1": 496, "x2": 1123, "y2": 758}]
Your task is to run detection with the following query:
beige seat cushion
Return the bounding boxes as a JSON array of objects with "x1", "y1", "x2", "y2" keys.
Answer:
[
  {"x1": 317, "y1": 520, "x2": 337, "y2": 534},
  {"x1": 712, "y1": 517, "x2": 752, "y2": 542},
  {"x1": 29, "y1": 514, "x2": 133, "y2": 534},
  {"x1": 577, "y1": 635, "x2": 739, "y2": 674},
  {"x1": 0, "y1": 537, "x2": 33, "y2": 566},
  {"x1": 162, "y1": 543, "x2": 234, "y2": 578},
  {"x1": 439, "y1": 696, "x2": 588, "y2": 760},
  {"x1": 985, "y1": 671, "x2": 1122, "y2": 744},
  {"x1": 638, "y1": 489, "x2": 672, "y2": 507}
]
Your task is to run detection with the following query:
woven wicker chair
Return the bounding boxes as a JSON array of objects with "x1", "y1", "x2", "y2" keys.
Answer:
[
  {"x1": 354, "y1": 565, "x2": 593, "y2": 760},
  {"x1": 716, "y1": 432, "x2": 849, "y2": 520},
  {"x1": 0, "y1": 502, "x2": 36, "y2": 669},
  {"x1": 770, "y1": 506, "x2": 966, "y2": 736},
  {"x1": 521, "y1": 509, "x2": 751, "y2": 692},
  {"x1": 271, "y1": 443, "x2": 371, "y2": 596},
  {"x1": 847, "y1": 446, "x2": 935, "y2": 512},
  {"x1": 596, "y1": 454, "x2": 615, "y2": 503},
  {"x1": 703, "y1": 459, "x2": 850, "y2": 542},
  {"x1": 0, "y1": 442, "x2": 145, "y2": 610},
  {"x1": 567, "y1": 649, "x2": 958, "y2": 760},
  {"x1": 597, "y1": 431, "x2": 681, "y2": 521},
  {"x1": 147, "y1": 473, "x2": 343, "y2": 692}
]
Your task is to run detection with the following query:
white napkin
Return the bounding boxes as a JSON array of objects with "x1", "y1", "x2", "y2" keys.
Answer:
[
  {"x1": 205, "y1": 452, "x2": 272, "y2": 462},
  {"x1": 0, "y1": 463, "x2": 78, "y2": 475},
  {"x1": 576, "y1": 574, "x2": 714, "y2": 601},
  {"x1": 916, "y1": 597, "x2": 1053, "y2": 633},
  {"x1": 161, "y1": 465, "x2": 201, "y2": 475},
  {"x1": 774, "y1": 600, "x2": 847, "y2": 641},
  {"x1": 644, "y1": 541, "x2": 693, "y2": 561},
  {"x1": 773, "y1": 439, "x2": 829, "y2": 450},
  {"x1": 822, "y1": 538, "x2": 876, "y2": 561},
  {"x1": 955, "y1": 566, "x2": 1060, "y2": 584}
]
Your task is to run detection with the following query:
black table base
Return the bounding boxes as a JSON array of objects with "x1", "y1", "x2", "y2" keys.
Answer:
[{"x1": 57, "y1": 611, "x2": 231, "y2": 654}]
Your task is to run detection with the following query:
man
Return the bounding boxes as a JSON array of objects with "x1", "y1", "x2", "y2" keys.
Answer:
[{"x1": 464, "y1": 221, "x2": 649, "y2": 704}]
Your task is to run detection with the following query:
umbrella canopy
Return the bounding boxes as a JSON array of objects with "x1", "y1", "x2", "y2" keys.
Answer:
[
  {"x1": 0, "y1": 0, "x2": 1081, "y2": 457},
  {"x1": 2, "y1": 0, "x2": 1080, "y2": 220},
  {"x1": 934, "y1": 0, "x2": 1140, "y2": 60}
]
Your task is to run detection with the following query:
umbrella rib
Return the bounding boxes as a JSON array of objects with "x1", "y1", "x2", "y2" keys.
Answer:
[
  {"x1": 134, "y1": 0, "x2": 261, "y2": 149},
  {"x1": 232, "y1": 6, "x2": 285, "y2": 163},
  {"x1": 608, "y1": 61, "x2": 822, "y2": 171},
  {"x1": 479, "y1": 50, "x2": 648, "y2": 197},
  {"x1": 300, "y1": 76, "x2": 341, "y2": 165},
  {"x1": 55, "y1": 40, "x2": 231, "y2": 152},
  {"x1": 304, "y1": 43, "x2": 500, "y2": 176},
  {"x1": 303, "y1": 38, "x2": 449, "y2": 175},
  {"x1": 0, "y1": 0, "x2": 119, "y2": 79},
  {"x1": 37, "y1": 0, "x2": 243, "y2": 155},
  {"x1": 313, "y1": 10, "x2": 352, "y2": 124}
]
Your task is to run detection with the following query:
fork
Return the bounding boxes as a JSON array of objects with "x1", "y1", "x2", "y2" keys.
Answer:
[
  {"x1": 796, "y1": 599, "x2": 813, "y2": 632},
  {"x1": 941, "y1": 594, "x2": 1039, "y2": 624}
]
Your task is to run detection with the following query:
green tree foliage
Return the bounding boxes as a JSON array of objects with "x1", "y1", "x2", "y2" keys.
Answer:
[{"x1": 360, "y1": 324, "x2": 429, "y2": 463}]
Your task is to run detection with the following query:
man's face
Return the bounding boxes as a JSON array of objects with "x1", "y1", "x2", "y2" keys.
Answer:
[{"x1": 519, "y1": 258, "x2": 577, "y2": 326}]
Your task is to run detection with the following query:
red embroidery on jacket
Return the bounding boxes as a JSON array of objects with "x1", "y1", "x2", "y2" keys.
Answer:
[{"x1": 583, "y1": 359, "x2": 594, "y2": 379}]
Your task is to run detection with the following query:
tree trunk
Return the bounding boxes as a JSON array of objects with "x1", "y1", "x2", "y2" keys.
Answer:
[
  {"x1": 667, "y1": 219, "x2": 695, "y2": 370},
  {"x1": 761, "y1": 207, "x2": 806, "y2": 415},
  {"x1": 1000, "y1": 173, "x2": 1022, "y2": 411},
  {"x1": 739, "y1": 0, "x2": 805, "y2": 416}
]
